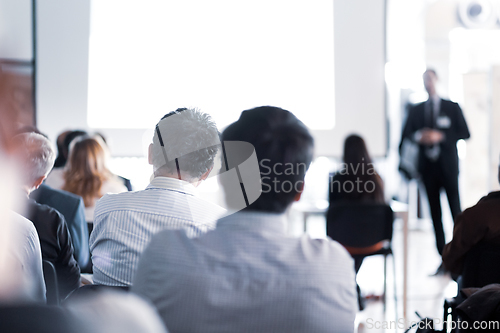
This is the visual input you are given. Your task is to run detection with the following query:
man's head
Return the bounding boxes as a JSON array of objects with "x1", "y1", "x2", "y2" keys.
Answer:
[
  {"x1": 221, "y1": 106, "x2": 314, "y2": 213},
  {"x1": 423, "y1": 68, "x2": 438, "y2": 97},
  {"x1": 149, "y1": 108, "x2": 219, "y2": 183},
  {"x1": 11, "y1": 133, "x2": 56, "y2": 192}
]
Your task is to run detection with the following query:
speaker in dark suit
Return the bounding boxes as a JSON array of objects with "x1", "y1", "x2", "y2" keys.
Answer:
[{"x1": 401, "y1": 69, "x2": 470, "y2": 256}]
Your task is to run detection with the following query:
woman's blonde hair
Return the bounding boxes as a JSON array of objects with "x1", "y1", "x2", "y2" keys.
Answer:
[{"x1": 62, "y1": 136, "x2": 110, "y2": 207}]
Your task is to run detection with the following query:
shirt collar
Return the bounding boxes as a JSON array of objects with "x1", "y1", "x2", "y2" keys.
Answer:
[
  {"x1": 216, "y1": 211, "x2": 287, "y2": 235},
  {"x1": 146, "y1": 176, "x2": 196, "y2": 196},
  {"x1": 428, "y1": 95, "x2": 440, "y2": 105}
]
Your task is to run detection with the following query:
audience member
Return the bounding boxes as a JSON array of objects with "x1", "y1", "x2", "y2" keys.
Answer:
[
  {"x1": 329, "y1": 134, "x2": 385, "y2": 262},
  {"x1": 91, "y1": 108, "x2": 224, "y2": 287},
  {"x1": 61, "y1": 136, "x2": 127, "y2": 223},
  {"x1": 2, "y1": 212, "x2": 46, "y2": 302},
  {"x1": 53, "y1": 130, "x2": 72, "y2": 168},
  {"x1": 45, "y1": 130, "x2": 87, "y2": 189},
  {"x1": 328, "y1": 134, "x2": 386, "y2": 309},
  {"x1": 12, "y1": 133, "x2": 81, "y2": 299},
  {"x1": 132, "y1": 106, "x2": 357, "y2": 333},
  {"x1": 0, "y1": 64, "x2": 45, "y2": 303},
  {"x1": 15, "y1": 128, "x2": 90, "y2": 271},
  {"x1": 330, "y1": 134, "x2": 384, "y2": 205},
  {"x1": 442, "y1": 159, "x2": 500, "y2": 275},
  {"x1": 65, "y1": 290, "x2": 168, "y2": 333},
  {"x1": 30, "y1": 184, "x2": 90, "y2": 271}
]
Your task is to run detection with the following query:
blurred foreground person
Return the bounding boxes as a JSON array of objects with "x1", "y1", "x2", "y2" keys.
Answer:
[
  {"x1": 65, "y1": 290, "x2": 168, "y2": 333},
  {"x1": 0, "y1": 67, "x2": 45, "y2": 303},
  {"x1": 62, "y1": 136, "x2": 127, "y2": 223},
  {"x1": 12, "y1": 133, "x2": 81, "y2": 299},
  {"x1": 133, "y1": 106, "x2": 357, "y2": 333},
  {"x1": 91, "y1": 108, "x2": 224, "y2": 287}
]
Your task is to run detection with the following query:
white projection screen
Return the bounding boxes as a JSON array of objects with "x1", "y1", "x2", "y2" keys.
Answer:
[{"x1": 88, "y1": 0, "x2": 386, "y2": 157}]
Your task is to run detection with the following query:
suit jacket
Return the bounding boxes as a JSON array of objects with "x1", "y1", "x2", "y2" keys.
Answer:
[
  {"x1": 442, "y1": 191, "x2": 500, "y2": 275},
  {"x1": 31, "y1": 184, "x2": 90, "y2": 271},
  {"x1": 16, "y1": 197, "x2": 81, "y2": 299},
  {"x1": 401, "y1": 98, "x2": 470, "y2": 177}
]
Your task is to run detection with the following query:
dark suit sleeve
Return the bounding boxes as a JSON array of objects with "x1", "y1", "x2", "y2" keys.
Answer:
[
  {"x1": 400, "y1": 106, "x2": 418, "y2": 151},
  {"x1": 54, "y1": 213, "x2": 81, "y2": 299},
  {"x1": 451, "y1": 102, "x2": 470, "y2": 142}
]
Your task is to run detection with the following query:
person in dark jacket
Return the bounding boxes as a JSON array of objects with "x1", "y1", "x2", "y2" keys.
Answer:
[
  {"x1": 400, "y1": 69, "x2": 470, "y2": 260},
  {"x1": 30, "y1": 184, "x2": 90, "y2": 272},
  {"x1": 12, "y1": 132, "x2": 81, "y2": 299}
]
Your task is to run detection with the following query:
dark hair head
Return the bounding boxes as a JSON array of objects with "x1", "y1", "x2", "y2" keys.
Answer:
[
  {"x1": 343, "y1": 134, "x2": 372, "y2": 167},
  {"x1": 424, "y1": 68, "x2": 438, "y2": 78},
  {"x1": 54, "y1": 130, "x2": 88, "y2": 168},
  {"x1": 222, "y1": 106, "x2": 314, "y2": 213},
  {"x1": 151, "y1": 108, "x2": 219, "y2": 180}
]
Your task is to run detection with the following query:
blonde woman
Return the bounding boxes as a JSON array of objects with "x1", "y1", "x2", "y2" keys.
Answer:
[{"x1": 62, "y1": 136, "x2": 127, "y2": 223}]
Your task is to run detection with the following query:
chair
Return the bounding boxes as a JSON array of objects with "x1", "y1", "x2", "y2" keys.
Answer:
[
  {"x1": 0, "y1": 304, "x2": 85, "y2": 333},
  {"x1": 42, "y1": 260, "x2": 60, "y2": 305},
  {"x1": 326, "y1": 202, "x2": 395, "y2": 310}
]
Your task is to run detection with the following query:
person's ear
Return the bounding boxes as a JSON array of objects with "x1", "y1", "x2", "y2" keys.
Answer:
[
  {"x1": 148, "y1": 144, "x2": 153, "y2": 165},
  {"x1": 33, "y1": 175, "x2": 46, "y2": 190},
  {"x1": 293, "y1": 181, "x2": 305, "y2": 202},
  {"x1": 199, "y1": 166, "x2": 213, "y2": 181}
]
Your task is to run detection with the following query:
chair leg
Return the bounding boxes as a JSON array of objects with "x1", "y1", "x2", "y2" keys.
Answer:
[
  {"x1": 383, "y1": 254, "x2": 387, "y2": 311},
  {"x1": 392, "y1": 253, "x2": 398, "y2": 321}
]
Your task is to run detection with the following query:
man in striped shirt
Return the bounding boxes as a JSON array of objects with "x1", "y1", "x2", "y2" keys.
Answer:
[{"x1": 90, "y1": 108, "x2": 225, "y2": 287}]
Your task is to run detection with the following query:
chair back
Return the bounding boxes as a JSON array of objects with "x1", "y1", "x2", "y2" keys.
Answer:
[
  {"x1": 42, "y1": 260, "x2": 59, "y2": 305},
  {"x1": 0, "y1": 305, "x2": 85, "y2": 333},
  {"x1": 462, "y1": 241, "x2": 500, "y2": 289},
  {"x1": 326, "y1": 202, "x2": 394, "y2": 248}
]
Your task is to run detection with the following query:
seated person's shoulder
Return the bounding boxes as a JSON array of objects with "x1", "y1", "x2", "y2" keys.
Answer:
[
  {"x1": 35, "y1": 184, "x2": 81, "y2": 202},
  {"x1": 299, "y1": 235, "x2": 354, "y2": 264},
  {"x1": 27, "y1": 199, "x2": 66, "y2": 224},
  {"x1": 93, "y1": 190, "x2": 136, "y2": 213},
  {"x1": 460, "y1": 191, "x2": 500, "y2": 219},
  {"x1": 9, "y1": 211, "x2": 38, "y2": 238}
]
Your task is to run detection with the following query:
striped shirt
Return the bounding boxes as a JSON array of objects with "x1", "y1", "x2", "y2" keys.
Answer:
[
  {"x1": 132, "y1": 212, "x2": 357, "y2": 333},
  {"x1": 90, "y1": 176, "x2": 225, "y2": 286}
]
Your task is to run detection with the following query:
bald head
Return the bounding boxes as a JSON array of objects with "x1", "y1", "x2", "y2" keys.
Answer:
[{"x1": 12, "y1": 133, "x2": 56, "y2": 189}]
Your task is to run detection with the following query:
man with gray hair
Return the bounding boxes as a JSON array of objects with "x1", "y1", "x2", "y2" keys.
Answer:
[
  {"x1": 12, "y1": 132, "x2": 81, "y2": 299},
  {"x1": 91, "y1": 108, "x2": 225, "y2": 287}
]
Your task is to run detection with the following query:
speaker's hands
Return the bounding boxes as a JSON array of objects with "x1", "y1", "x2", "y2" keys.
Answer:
[{"x1": 419, "y1": 128, "x2": 444, "y2": 145}]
